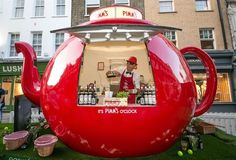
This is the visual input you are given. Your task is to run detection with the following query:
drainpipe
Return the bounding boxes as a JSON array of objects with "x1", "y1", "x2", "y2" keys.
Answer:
[
  {"x1": 217, "y1": 0, "x2": 228, "y2": 49},
  {"x1": 233, "y1": 53, "x2": 236, "y2": 102}
]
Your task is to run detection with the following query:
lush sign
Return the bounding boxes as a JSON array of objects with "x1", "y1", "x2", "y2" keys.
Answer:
[
  {"x1": 0, "y1": 61, "x2": 47, "y2": 75},
  {"x1": 2, "y1": 65, "x2": 23, "y2": 73}
]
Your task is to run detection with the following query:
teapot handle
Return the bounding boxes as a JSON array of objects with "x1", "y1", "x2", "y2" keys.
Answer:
[{"x1": 180, "y1": 47, "x2": 217, "y2": 117}]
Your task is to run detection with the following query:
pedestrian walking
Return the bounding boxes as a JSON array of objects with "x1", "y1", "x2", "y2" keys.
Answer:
[{"x1": 0, "y1": 88, "x2": 6, "y2": 122}]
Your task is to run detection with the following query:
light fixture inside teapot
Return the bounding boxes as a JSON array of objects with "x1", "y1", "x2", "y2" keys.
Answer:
[
  {"x1": 144, "y1": 32, "x2": 149, "y2": 39},
  {"x1": 85, "y1": 33, "x2": 90, "y2": 40},
  {"x1": 126, "y1": 32, "x2": 132, "y2": 40},
  {"x1": 105, "y1": 33, "x2": 111, "y2": 40},
  {"x1": 112, "y1": 26, "x2": 118, "y2": 32},
  {"x1": 84, "y1": 33, "x2": 90, "y2": 43}
]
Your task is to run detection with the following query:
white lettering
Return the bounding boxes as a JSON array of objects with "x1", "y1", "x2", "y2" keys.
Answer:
[
  {"x1": 97, "y1": 108, "x2": 137, "y2": 114},
  {"x1": 2, "y1": 65, "x2": 22, "y2": 73},
  {"x1": 105, "y1": 108, "x2": 118, "y2": 114},
  {"x1": 18, "y1": 65, "x2": 22, "y2": 71},
  {"x1": 98, "y1": 109, "x2": 104, "y2": 114},
  {"x1": 13, "y1": 66, "x2": 17, "y2": 72},
  {"x1": 120, "y1": 109, "x2": 137, "y2": 114}
]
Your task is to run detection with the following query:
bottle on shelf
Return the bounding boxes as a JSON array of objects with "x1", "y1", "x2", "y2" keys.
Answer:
[
  {"x1": 152, "y1": 86, "x2": 156, "y2": 105},
  {"x1": 91, "y1": 91, "x2": 97, "y2": 105},
  {"x1": 101, "y1": 87, "x2": 106, "y2": 95},
  {"x1": 78, "y1": 92, "x2": 80, "y2": 104},
  {"x1": 140, "y1": 91, "x2": 145, "y2": 105},
  {"x1": 79, "y1": 87, "x2": 84, "y2": 105},
  {"x1": 144, "y1": 90, "x2": 148, "y2": 105},
  {"x1": 88, "y1": 91, "x2": 92, "y2": 105},
  {"x1": 93, "y1": 81, "x2": 97, "y2": 92},
  {"x1": 83, "y1": 87, "x2": 88, "y2": 105},
  {"x1": 148, "y1": 86, "x2": 153, "y2": 105}
]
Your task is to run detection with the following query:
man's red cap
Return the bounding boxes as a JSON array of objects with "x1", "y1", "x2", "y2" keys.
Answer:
[{"x1": 127, "y1": 56, "x2": 137, "y2": 64}]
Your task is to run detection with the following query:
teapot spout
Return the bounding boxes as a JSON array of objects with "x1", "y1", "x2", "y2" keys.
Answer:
[{"x1": 15, "y1": 42, "x2": 41, "y2": 106}]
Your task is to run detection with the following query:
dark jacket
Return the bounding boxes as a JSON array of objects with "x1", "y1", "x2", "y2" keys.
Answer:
[{"x1": 0, "y1": 88, "x2": 5, "y2": 108}]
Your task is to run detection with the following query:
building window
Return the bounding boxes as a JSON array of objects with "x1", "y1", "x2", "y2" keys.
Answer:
[
  {"x1": 195, "y1": 0, "x2": 210, "y2": 11},
  {"x1": 9, "y1": 33, "x2": 20, "y2": 57},
  {"x1": 159, "y1": 0, "x2": 174, "y2": 13},
  {"x1": 199, "y1": 28, "x2": 214, "y2": 49},
  {"x1": 164, "y1": 31, "x2": 176, "y2": 45},
  {"x1": 2, "y1": 76, "x2": 23, "y2": 106},
  {"x1": 32, "y1": 32, "x2": 42, "y2": 56},
  {"x1": 14, "y1": 0, "x2": 25, "y2": 18},
  {"x1": 55, "y1": 33, "x2": 64, "y2": 51},
  {"x1": 114, "y1": 0, "x2": 130, "y2": 6},
  {"x1": 194, "y1": 73, "x2": 232, "y2": 103},
  {"x1": 35, "y1": 0, "x2": 44, "y2": 17},
  {"x1": 85, "y1": 0, "x2": 100, "y2": 16},
  {"x1": 56, "y1": 0, "x2": 65, "y2": 16}
]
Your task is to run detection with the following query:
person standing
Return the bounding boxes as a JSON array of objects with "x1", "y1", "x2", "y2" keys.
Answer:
[
  {"x1": 106, "y1": 56, "x2": 140, "y2": 104},
  {"x1": 0, "y1": 88, "x2": 6, "y2": 122}
]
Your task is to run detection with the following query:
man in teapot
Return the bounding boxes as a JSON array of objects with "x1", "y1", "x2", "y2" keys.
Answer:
[{"x1": 106, "y1": 56, "x2": 140, "y2": 104}]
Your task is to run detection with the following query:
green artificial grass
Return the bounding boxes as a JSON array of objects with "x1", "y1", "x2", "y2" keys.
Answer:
[
  {"x1": 1, "y1": 123, "x2": 236, "y2": 160},
  {"x1": 214, "y1": 129, "x2": 236, "y2": 142}
]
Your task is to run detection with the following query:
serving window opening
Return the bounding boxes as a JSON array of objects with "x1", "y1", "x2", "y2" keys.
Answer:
[
  {"x1": 193, "y1": 73, "x2": 232, "y2": 103},
  {"x1": 77, "y1": 41, "x2": 157, "y2": 107}
]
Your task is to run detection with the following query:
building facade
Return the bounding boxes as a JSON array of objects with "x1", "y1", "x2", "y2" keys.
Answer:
[
  {"x1": 0, "y1": 0, "x2": 71, "y2": 106},
  {"x1": 0, "y1": 0, "x2": 71, "y2": 58},
  {"x1": 145, "y1": 0, "x2": 233, "y2": 50},
  {"x1": 71, "y1": 0, "x2": 236, "y2": 112},
  {"x1": 71, "y1": 0, "x2": 145, "y2": 26},
  {"x1": 145, "y1": 0, "x2": 236, "y2": 111}
]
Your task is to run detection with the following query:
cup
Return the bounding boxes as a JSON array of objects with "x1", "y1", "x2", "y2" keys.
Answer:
[
  {"x1": 105, "y1": 91, "x2": 113, "y2": 98},
  {"x1": 105, "y1": 91, "x2": 110, "y2": 98},
  {"x1": 109, "y1": 91, "x2": 113, "y2": 98}
]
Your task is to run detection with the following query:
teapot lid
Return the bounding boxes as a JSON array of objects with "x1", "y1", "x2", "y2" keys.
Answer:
[{"x1": 51, "y1": 5, "x2": 181, "y2": 43}]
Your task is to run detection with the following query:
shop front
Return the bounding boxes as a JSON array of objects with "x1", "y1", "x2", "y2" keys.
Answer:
[
  {"x1": 185, "y1": 50, "x2": 236, "y2": 112},
  {"x1": 0, "y1": 60, "x2": 47, "y2": 108}
]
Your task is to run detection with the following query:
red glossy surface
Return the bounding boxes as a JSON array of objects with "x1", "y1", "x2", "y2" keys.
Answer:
[
  {"x1": 15, "y1": 42, "x2": 41, "y2": 105},
  {"x1": 180, "y1": 47, "x2": 217, "y2": 116},
  {"x1": 79, "y1": 18, "x2": 155, "y2": 26},
  {"x1": 15, "y1": 34, "x2": 217, "y2": 157}
]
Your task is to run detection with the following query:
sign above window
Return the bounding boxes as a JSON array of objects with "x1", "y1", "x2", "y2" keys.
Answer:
[{"x1": 90, "y1": 6, "x2": 142, "y2": 21}]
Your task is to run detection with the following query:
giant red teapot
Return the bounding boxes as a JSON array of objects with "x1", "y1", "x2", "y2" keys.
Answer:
[{"x1": 15, "y1": 5, "x2": 217, "y2": 158}]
